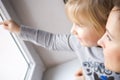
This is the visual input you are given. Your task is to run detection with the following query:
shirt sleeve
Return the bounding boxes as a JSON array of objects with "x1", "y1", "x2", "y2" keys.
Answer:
[{"x1": 19, "y1": 25, "x2": 75, "y2": 51}]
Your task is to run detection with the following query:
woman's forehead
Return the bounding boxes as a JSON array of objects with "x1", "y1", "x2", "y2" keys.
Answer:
[{"x1": 107, "y1": 10, "x2": 120, "y2": 39}]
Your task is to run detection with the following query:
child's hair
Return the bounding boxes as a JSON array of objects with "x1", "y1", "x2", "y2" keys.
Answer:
[{"x1": 65, "y1": 0, "x2": 114, "y2": 35}]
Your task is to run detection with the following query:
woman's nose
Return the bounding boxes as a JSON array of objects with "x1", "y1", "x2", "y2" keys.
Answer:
[{"x1": 97, "y1": 36, "x2": 105, "y2": 48}]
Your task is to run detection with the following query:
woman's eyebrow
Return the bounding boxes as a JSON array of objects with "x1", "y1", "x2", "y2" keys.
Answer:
[{"x1": 106, "y1": 29, "x2": 114, "y2": 38}]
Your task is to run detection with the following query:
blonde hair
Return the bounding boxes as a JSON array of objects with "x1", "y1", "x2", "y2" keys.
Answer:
[{"x1": 65, "y1": 0, "x2": 113, "y2": 35}]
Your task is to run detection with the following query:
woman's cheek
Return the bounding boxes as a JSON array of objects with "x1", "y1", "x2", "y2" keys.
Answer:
[{"x1": 104, "y1": 46, "x2": 120, "y2": 69}]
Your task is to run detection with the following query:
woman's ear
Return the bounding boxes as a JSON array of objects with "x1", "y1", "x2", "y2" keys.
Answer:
[{"x1": 63, "y1": 0, "x2": 68, "y2": 4}]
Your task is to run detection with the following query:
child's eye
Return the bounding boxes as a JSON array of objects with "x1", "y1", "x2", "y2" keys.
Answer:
[{"x1": 106, "y1": 34, "x2": 112, "y2": 41}]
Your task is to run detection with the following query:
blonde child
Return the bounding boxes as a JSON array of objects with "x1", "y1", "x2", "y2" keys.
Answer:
[
  {"x1": 98, "y1": 0, "x2": 120, "y2": 73},
  {"x1": 0, "y1": 0, "x2": 119, "y2": 80}
]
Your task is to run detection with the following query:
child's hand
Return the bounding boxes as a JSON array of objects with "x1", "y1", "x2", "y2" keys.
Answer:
[
  {"x1": 75, "y1": 68, "x2": 85, "y2": 80},
  {"x1": 0, "y1": 20, "x2": 20, "y2": 33}
]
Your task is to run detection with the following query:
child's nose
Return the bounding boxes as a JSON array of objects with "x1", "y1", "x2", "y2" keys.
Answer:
[
  {"x1": 71, "y1": 28, "x2": 77, "y2": 35},
  {"x1": 71, "y1": 24, "x2": 78, "y2": 35}
]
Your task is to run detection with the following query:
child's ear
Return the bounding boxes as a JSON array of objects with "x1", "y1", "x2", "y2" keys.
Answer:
[{"x1": 63, "y1": 0, "x2": 68, "y2": 4}]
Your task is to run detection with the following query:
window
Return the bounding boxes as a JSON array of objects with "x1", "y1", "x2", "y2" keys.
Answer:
[
  {"x1": 0, "y1": 0, "x2": 45, "y2": 80},
  {"x1": 0, "y1": 5, "x2": 29, "y2": 80}
]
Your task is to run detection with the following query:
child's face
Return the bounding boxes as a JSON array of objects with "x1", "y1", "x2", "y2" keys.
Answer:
[
  {"x1": 98, "y1": 7, "x2": 120, "y2": 72},
  {"x1": 71, "y1": 23, "x2": 102, "y2": 47}
]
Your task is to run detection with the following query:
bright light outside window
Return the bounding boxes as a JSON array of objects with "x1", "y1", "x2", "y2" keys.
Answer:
[{"x1": 0, "y1": 9, "x2": 29, "y2": 80}]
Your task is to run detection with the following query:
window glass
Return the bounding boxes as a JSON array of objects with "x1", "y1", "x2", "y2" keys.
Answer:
[{"x1": 0, "y1": 10, "x2": 29, "y2": 80}]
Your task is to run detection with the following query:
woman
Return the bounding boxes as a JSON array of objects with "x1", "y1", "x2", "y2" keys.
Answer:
[{"x1": 98, "y1": 0, "x2": 120, "y2": 73}]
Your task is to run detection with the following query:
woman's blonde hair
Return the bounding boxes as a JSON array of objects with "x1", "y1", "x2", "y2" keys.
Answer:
[{"x1": 65, "y1": 0, "x2": 114, "y2": 35}]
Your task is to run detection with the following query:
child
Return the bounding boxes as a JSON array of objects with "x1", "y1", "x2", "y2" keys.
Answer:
[
  {"x1": 0, "y1": 0, "x2": 119, "y2": 80},
  {"x1": 98, "y1": 0, "x2": 120, "y2": 73}
]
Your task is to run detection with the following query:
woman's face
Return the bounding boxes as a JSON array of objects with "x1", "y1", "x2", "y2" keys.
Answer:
[
  {"x1": 71, "y1": 23, "x2": 102, "y2": 47},
  {"x1": 98, "y1": 7, "x2": 120, "y2": 72}
]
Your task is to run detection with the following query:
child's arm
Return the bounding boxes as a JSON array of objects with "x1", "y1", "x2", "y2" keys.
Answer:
[{"x1": 0, "y1": 20, "x2": 75, "y2": 51}]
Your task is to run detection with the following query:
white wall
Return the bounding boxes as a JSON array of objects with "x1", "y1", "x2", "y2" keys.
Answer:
[{"x1": 9, "y1": 0, "x2": 77, "y2": 68}]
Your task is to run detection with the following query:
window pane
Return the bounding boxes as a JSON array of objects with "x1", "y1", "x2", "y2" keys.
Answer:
[{"x1": 0, "y1": 12, "x2": 29, "y2": 80}]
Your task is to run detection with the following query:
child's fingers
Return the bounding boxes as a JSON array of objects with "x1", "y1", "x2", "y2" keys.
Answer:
[
  {"x1": 75, "y1": 68, "x2": 83, "y2": 76},
  {"x1": 0, "y1": 20, "x2": 9, "y2": 26},
  {"x1": 0, "y1": 21, "x2": 4, "y2": 25},
  {"x1": 0, "y1": 21, "x2": 9, "y2": 30}
]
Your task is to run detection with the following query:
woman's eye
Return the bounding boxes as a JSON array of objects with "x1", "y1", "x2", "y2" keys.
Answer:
[{"x1": 106, "y1": 34, "x2": 112, "y2": 41}]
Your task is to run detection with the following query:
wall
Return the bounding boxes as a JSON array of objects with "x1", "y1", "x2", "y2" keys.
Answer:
[{"x1": 9, "y1": 0, "x2": 77, "y2": 68}]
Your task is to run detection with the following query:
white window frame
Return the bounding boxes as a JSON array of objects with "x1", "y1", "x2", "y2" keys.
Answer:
[{"x1": 0, "y1": 0, "x2": 45, "y2": 80}]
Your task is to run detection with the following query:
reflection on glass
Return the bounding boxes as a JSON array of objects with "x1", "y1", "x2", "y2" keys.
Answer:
[{"x1": 0, "y1": 10, "x2": 28, "y2": 80}]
